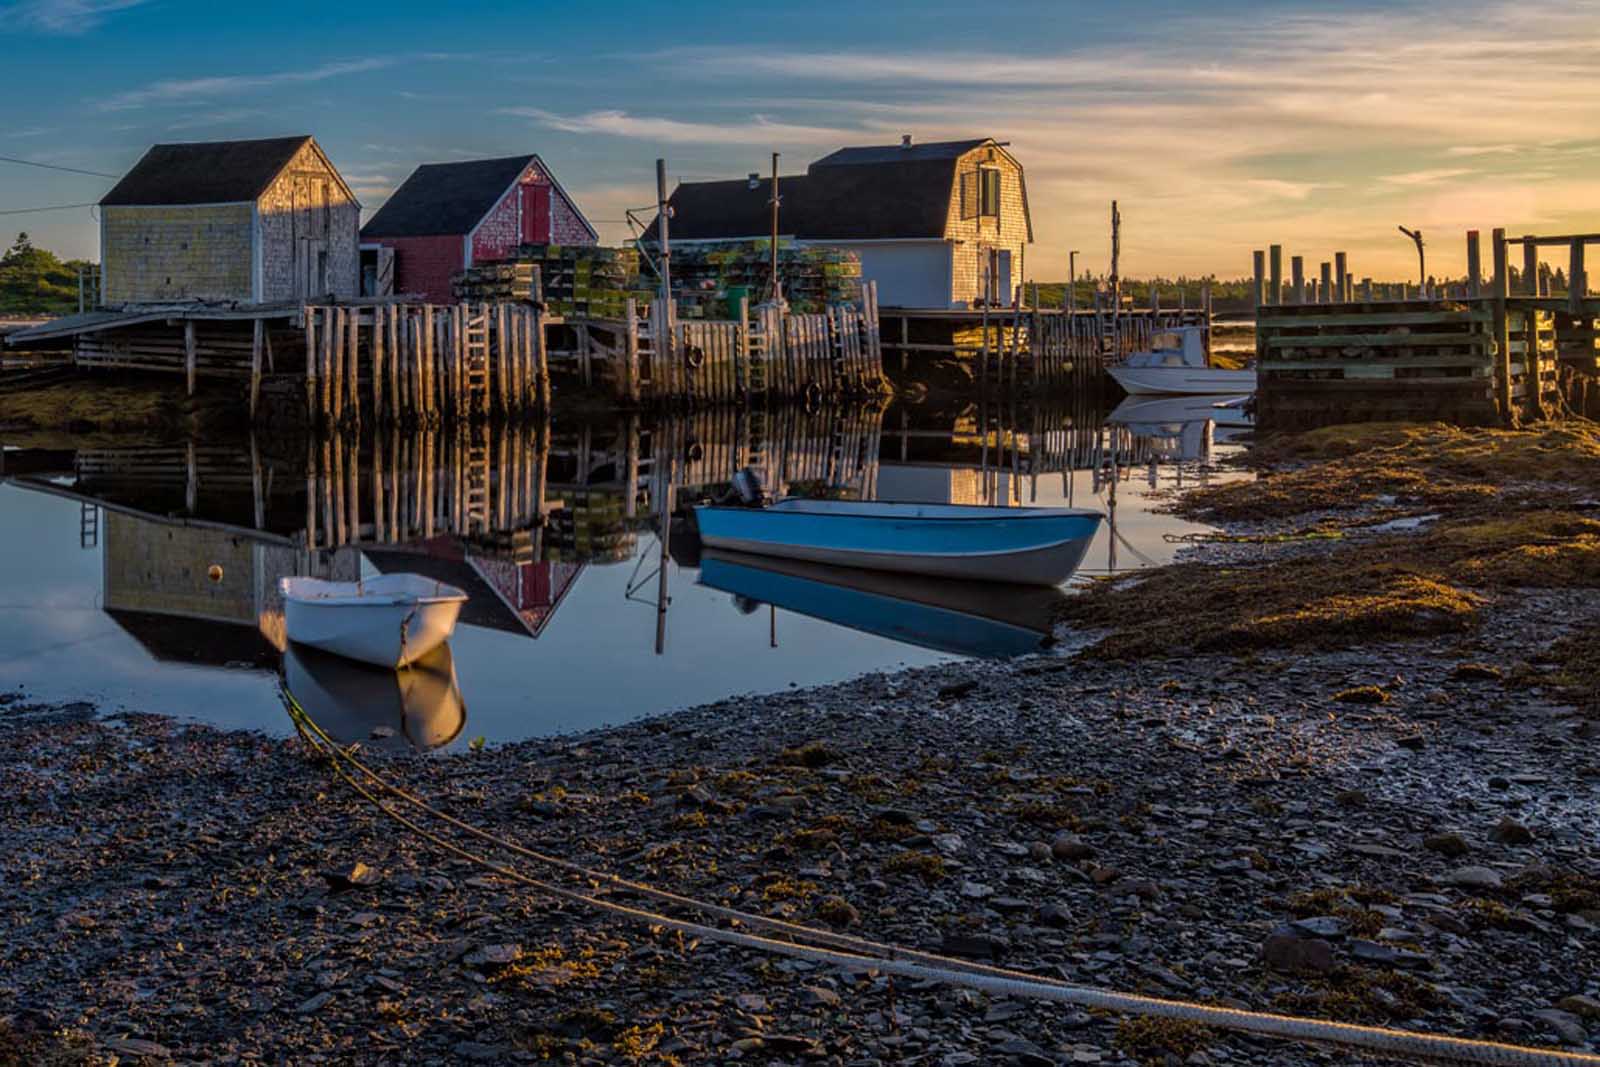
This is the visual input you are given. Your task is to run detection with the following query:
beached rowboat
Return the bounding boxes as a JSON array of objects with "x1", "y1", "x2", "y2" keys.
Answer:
[
  {"x1": 280, "y1": 574, "x2": 468, "y2": 668},
  {"x1": 692, "y1": 500, "x2": 1102, "y2": 586}
]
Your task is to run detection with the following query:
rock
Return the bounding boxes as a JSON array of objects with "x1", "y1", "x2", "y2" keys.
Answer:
[
  {"x1": 736, "y1": 994, "x2": 769, "y2": 1013},
  {"x1": 1423, "y1": 832, "x2": 1471, "y2": 857},
  {"x1": 1028, "y1": 841, "x2": 1052, "y2": 863},
  {"x1": 961, "y1": 881, "x2": 994, "y2": 900},
  {"x1": 1038, "y1": 902, "x2": 1072, "y2": 928},
  {"x1": 1557, "y1": 995, "x2": 1600, "y2": 1020},
  {"x1": 1334, "y1": 789, "x2": 1368, "y2": 808},
  {"x1": 462, "y1": 944, "x2": 522, "y2": 969},
  {"x1": 296, "y1": 992, "x2": 335, "y2": 1014},
  {"x1": 1289, "y1": 915, "x2": 1349, "y2": 940},
  {"x1": 451, "y1": 1042, "x2": 506, "y2": 1062},
  {"x1": 937, "y1": 680, "x2": 978, "y2": 699},
  {"x1": 765, "y1": 1034, "x2": 825, "y2": 1056},
  {"x1": 1396, "y1": 733, "x2": 1427, "y2": 751},
  {"x1": 995, "y1": 1037, "x2": 1054, "y2": 1066},
  {"x1": 1490, "y1": 817, "x2": 1534, "y2": 845},
  {"x1": 1051, "y1": 832, "x2": 1094, "y2": 860},
  {"x1": 369, "y1": 725, "x2": 395, "y2": 739},
  {"x1": 1262, "y1": 927, "x2": 1336, "y2": 975},
  {"x1": 1488, "y1": 775, "x2": 1511, "y2": 790},
  {"x1": 1532, "y1": 1009, "x2": 1588, "y2": 1046},
  {"x1": 1350, "y1": 940, "x2": 1398, "y2": 966},
  {"x1": 1451, "y1": 662, "x2": 1503, "y2": 681},
  {"x1": 931, "y1": 832, "x2": 964, "y2": 854},
  {"x1": 321, "y1": 861, "x2": 380, "y2": 890},
  {"x1": 942, "y1": 932, "x2": 1010, "y2": 961},
  {"x1": 1444, "y1": 866, "x2": 1503, "y2": 890},
  {"x1": 103, "y1": 1039, "x2": 172, "y2": 1058},
  {"x1": 801, "y1": 985, "x2": 841, "y2": 1009},
  {"x1": 991, "y1": 896, "x2": 1031, "y2": 914}
]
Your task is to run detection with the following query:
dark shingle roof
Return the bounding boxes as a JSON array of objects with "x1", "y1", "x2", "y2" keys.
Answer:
[
  {"x1": 100, "y1": 136, "x2": 314, "y2": 206},
  {"x1": 655, "y1": 157, "x2": 961, "y2": 242},
  {"x1": 360, "y1": 155, "x2": 535, "y2": 238},
  {"x1": 810, "y1": 139, "x2": 990, "y2": 168}
]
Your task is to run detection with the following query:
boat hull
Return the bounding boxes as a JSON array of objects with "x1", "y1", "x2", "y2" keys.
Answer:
[
  {"x1": 1109, "y1": 366, "x2": 1257, "y2": 396},
  {"x1": 693, "y1": 502, "x2": 1101, "y2": 587},
  {"x1": 280, "y1": 575, "x2": 467, "y2": 668},
  {"x1": 1108, "y1": 393, "x2": 1253, "y2": 429}
]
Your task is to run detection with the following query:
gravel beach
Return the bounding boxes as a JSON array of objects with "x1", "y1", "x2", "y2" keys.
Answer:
[{"x1": 4, "y1": 429, "x2": 1599, "y2": 1067}]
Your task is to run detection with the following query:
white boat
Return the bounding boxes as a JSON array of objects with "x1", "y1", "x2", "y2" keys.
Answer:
[
  {"x1": 692, "y1": 499, "x2": 1102, "y2": 586},
  {"x1": 1109, "y1": 326, "x2": 1257, "y2": 396},
  {"x1": 279, "y1": 573, "x2": 468, "y2": 668}
]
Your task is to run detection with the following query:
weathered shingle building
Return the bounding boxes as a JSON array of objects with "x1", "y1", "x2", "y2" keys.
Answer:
[
  {"x1": 359, "y1": 154, "x2": 597, "y2": 303},
  {"x1": 658, "y1": 138, "x2": 1031, "y2": 308},
  {"x1": 98, "y1": 136, "x2": 359, "y2": 304}
]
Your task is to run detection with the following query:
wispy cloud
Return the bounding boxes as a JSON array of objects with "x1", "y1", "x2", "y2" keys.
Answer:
[
  {"x1": 165, "y1": 108, "x2": 266, "y2": 131},
  {"x1": 102, "y1": 58, "x2": 391, "y2": 111},
  {"x1": 1244, "y1": 179, "x2": 1338, "y2": 201},
  {"x1": 500, "y1": 107, "x2": 857, "y2": 146},
  {"x1": 1379, "y1": 168, "x2": 1475, "y2": 186},
  {"x1": 1447, "y1": 144, "x2": 1519, "y2": 157},
  {"x1": 0, "y1": 0, "x2": 146, "y2": 34}
]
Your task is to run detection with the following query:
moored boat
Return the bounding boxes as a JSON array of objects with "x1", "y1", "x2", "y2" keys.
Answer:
[
  {"x1": 692, "y1": 499, "x2": 1101, "y2": 586},
  {"x1": 1109, "y1": 325, "x2": 1257, "y2": 396},
  {"x1": 280, "y1": 573, "x2": 468, "y2": 668}
]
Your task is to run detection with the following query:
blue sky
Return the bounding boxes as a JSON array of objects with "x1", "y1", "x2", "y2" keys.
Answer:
[{"x1": 2, "y1": 0, "x2": 1597, "y2": 278}]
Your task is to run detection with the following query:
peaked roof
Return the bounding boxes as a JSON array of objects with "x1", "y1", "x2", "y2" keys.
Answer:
[
  {"x1": 654, "y1": 138, "x2": 1029, "y2": 243},
  {"x1": 360, "y1": 154, "x2": 599, "y2": 240},
  {"x1": 100, "y1": 136, "x2": 317, "y2": 206}
]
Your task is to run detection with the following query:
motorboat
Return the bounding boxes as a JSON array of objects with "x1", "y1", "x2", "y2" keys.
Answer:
[
  {"x1": 283, "y1": 641, "x2": 466, "y2": 751},
  {"x1": 280, "y1": 573, "x2": 468, "y2": 668},
  {"x1": 1109, "y1": 326, "x2": 1256, "y2": 396},
  {"x1": 692, "y1": 499, "x2": 1101, "y2": 587},
  {"x1": 698, "y1": 549, "x2": 1071, "y2": 657}
]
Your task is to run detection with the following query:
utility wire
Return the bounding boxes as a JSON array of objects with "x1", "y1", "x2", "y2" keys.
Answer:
[
  {"x1": 0, "y1": 155, "x2": 119, "y2": 179},
  {"x1": 0, "y1": 202, "x2": 99, "y2": 216}
]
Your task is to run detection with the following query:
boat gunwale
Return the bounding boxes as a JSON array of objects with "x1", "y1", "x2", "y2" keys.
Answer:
[{"x1": 695, "y1": 502, "x2": 1103, "y2": 524}]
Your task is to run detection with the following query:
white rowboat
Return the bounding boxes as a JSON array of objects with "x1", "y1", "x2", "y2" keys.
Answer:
[
  {"x1": 280, "y1": 574, "x2": 468, "y2": 668},
  {"x1": 693, "y1": 500, "x2": 1102, "y2": 586}
]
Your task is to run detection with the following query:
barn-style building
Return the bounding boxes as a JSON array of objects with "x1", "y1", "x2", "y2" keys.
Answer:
[
  {"x1": 660, "y1": 137, "x2": 1032, "y2": 308},
  {"x1": 359, "y1": 154, "x2": 597, "y2": 303},
  {"x1": 98, "y1": 136, "x2": 360, "y2": 304}
]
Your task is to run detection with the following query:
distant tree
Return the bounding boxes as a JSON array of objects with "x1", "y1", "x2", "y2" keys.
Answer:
[{"x1": 0, "y1": 233, "x2": 93, "y2": 314}]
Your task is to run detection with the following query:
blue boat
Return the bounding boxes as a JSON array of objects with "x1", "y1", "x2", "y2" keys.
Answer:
[
  {"x1": 698, "y1": 550, "x2": 1069, "y2": 657},
  {"x1": 692, "y1": 500, "x2": 1102, "y2": 586}
]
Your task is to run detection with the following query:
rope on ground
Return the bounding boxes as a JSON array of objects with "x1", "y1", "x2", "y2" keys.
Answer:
[
  {"x1": 1164, "y1": 530, "x2": 1345, "y2": 545},
  {"x1": 280, "y1": 689, "x2": 1600, "y2": 1067}
]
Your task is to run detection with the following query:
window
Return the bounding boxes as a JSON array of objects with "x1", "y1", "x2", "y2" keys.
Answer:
[{"x1": 979, "y1": 168, "x2": 1000, "y2": 218}]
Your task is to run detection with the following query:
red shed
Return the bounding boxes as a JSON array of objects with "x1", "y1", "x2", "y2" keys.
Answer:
[{"x1": 359, "y1": 154, "x2": 597, "y2": 302}]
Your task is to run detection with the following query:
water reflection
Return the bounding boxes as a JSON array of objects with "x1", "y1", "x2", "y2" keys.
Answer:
[{"x1": 0, "y1": 399, "x2": 1244, "y2": 745}]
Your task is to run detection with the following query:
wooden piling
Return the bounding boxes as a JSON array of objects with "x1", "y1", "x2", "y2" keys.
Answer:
[
  {"x1": 1571, "y1": 238, "x2": 1587, "y2": 316},
  {"x1": 346, "y1": 306, "x2": 360, "y2": 426},
  {"x1": 1252, "y1": 251, "x2": 1266, "y2": 307},
  {"x1": 184, "y1": 320, "x2": 197, "y2": 397},
  {"x1": 1319, "y1": 262, "x2": 1333, "y2": 304},
  {"x1": 303, "y1": 306, "x2": 317, "y2": 422},
  {"x1": 1492, "y1": 228, "x2": 1513, "y2": 424},
  {"x1": 1268, "y1": 245, "x2": 1283, "y2": 306},
  {"x1": 249, "y1": 319, "x2": 263, "y2": 417},
  {"x1": 1335, "y1": 252, "x2": 1349, "y2": 301},
  {"x1": 1523, "y1": 237, "x2": 1540, "y2": 298},
  {"x1": 1290, "y1": 256, "x2": 1305, "y2": 305}
]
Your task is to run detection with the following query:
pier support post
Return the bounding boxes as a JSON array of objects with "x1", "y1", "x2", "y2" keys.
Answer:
[
  {"x1": 1268, "y1": 245, "x2": 1282, "y2": 305},
  {"x1": 1335, "y1": 252, "x2": 1348, "y2": 301},
  {"x1": 1290, "y1": 256, "x2": 1305, "y2": 305},
  {"x1": 1524, "y1": 237, "x2": 1540, "y2": 298},
  {"x1": 1252, "y1": 251, "x2": 1266, "y2": 308},
  {"x1": 1466, "y1": 231, "x2": 1482, "y2": 298},
  {"x1": 1571, "y1": 239, "x2": 1587, "y2": 316},
  {"x1": 1318, "y1": 262, "x2": 1332, "y2": 304},
  {"x1": 250, "y1": 319, "x2": 263, "y2": 418},
  {"x1": 184, "y1": 319, "x2": 196, "y2": 396},
  {"x1": 1492, "y1": 228, "x2": 1514, "y2": 425}
]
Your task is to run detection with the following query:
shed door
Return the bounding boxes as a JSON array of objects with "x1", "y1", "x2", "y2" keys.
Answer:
[{"x1": 521, "y1": 183, "x2": 551, "y2": 244}]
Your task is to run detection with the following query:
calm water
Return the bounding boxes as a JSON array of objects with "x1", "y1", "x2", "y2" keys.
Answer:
[{"x1": 0, "y1": 399, "x2": 1247, "y2": 749}]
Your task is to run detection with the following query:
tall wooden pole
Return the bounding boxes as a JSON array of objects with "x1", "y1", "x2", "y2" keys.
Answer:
[
  {"x1": 769, "y1": 151, "x2": 781, "y2": 305},
  {"x1": 1465, "y1": 231, "x2": 1482, "y2": 298},
  {"x1": 656, "y1": 159, "x2": 675, "y2": 393},
  {"x1": 1492, "y1": 228, "x2": 1513, "y2": 424},
  {"x1": 1268, "y1": 245, "x2": 1282, "y2": 306}
]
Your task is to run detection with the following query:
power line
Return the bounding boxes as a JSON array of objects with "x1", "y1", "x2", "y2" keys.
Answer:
[
  {"x1": 0, "y1": 202, "x2": 98, "y2": 216},
  {"x1": 0, "y1": 155, "x2": 119, "y2": 179}
]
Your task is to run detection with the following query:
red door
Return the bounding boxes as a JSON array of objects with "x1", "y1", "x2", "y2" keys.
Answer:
[{"x1": 520, "y1": 183, "x2": 551, "y2": 244}]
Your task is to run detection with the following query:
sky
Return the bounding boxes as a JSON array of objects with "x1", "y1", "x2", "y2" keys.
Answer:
[{"x1": 1, "y1": 0, "x2": 1596, "y2": 280}]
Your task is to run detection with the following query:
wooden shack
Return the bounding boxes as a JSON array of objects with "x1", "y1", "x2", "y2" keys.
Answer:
[
  {"x1": 658, "y1": 137, "x2": 1032, "y2": 309},
  {"x1": 359, "y1": 154, "x2": 598, "y2": 303},
  {"x1": 99, "y1": 136, "x2": 359, "y2": 304}
]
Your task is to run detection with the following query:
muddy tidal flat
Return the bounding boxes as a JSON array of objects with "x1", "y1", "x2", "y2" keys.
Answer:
[{"x1": 3, "y1": 423, "x2": 1600, "y2": 1067}]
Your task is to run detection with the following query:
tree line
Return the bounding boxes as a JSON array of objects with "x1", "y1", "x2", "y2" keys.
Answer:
[{"x1": 1, "y1": 233, "x2": 96, "y2": 315}]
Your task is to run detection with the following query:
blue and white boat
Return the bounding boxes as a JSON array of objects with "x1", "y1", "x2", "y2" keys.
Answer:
[{"x1": 692, "y1": 499, "x2": 1102, "y2": 587}]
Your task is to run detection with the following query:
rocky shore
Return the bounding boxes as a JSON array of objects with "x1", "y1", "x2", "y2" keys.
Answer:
[{"x1": 3, "y1": 423, "x2": 1599, "y2": 1067}]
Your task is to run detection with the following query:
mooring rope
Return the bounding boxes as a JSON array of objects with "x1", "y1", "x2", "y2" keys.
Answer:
[{"x1": 281, "y1": 689, "x2": 1600, "y2": 1066}]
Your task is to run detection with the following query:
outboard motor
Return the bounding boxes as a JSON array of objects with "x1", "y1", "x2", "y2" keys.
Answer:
[{"x1": 731, "y1": 467, "x2": 767, "y2": 507}]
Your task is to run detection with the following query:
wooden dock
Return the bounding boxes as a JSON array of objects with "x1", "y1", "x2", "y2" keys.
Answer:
[{"x1": 1252, "y1": 229, "x2": 1597, "y2": 430}]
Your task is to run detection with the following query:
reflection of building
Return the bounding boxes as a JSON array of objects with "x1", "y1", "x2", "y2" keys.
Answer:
[
  {"x1": 469, "y1": 558, "x2": 584, "y2": 638},
  {"x1": 101, "y1": 510, "x2": 354, "y2": 666},
  {"x1": 366, "y1": 544, "x2": 583, "y2": 641}
]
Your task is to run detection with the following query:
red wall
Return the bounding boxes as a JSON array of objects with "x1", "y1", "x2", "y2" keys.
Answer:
[{"x1": 374, "y1": 234, "x2": 462, "y2": 304}]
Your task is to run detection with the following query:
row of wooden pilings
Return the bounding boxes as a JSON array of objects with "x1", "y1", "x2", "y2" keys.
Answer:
[{"x1": 301, "y1": 302, "x2": 548, "y2": 429}]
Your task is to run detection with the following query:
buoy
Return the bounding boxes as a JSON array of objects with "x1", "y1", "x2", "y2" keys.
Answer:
[{"x1": 208, "y1": 565, "x2": 224, "y2": 583}]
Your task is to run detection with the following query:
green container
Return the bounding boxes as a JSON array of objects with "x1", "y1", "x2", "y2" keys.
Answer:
[{"x1": 725, "y1": 285, "x2": 751, "y2": 318}]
